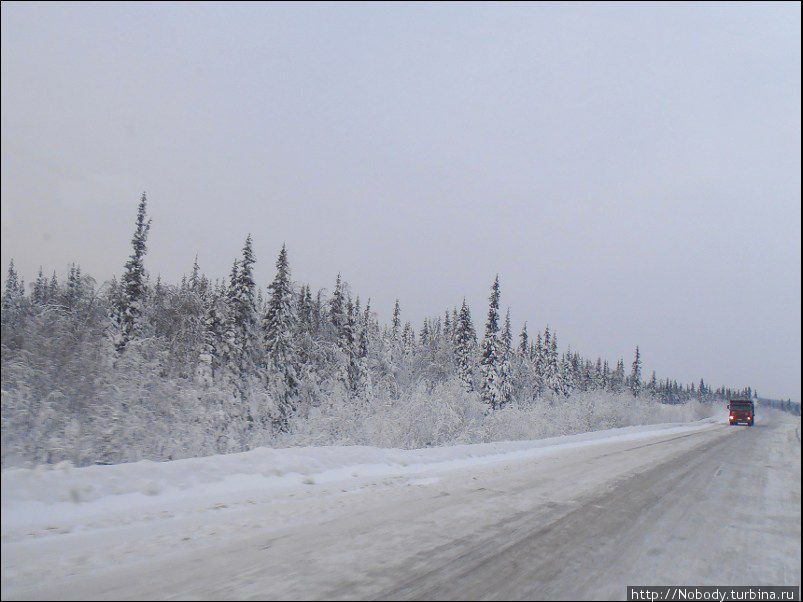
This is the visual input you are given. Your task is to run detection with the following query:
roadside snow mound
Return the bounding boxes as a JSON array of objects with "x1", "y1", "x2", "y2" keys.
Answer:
[{"x1": 2, "y1": 418, "x2": 717, "y2": 510}]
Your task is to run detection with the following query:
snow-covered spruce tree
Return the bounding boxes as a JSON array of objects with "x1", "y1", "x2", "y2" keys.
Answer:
[
  {"x1": 532, "y1": 331, "x2": 544, "y2": 394},
  {"x1": 542, "y1": 326, "x2": 562, "y2": 396},
  {"x1": 629, "y1": 346, "x2": 642, "y2": 396},
  {"x1": 518, "y1": 321, "x2": 529, "y2": 356},
  {"x1": 226, "y1": 234, "x2": 260, "y2": 398},
  {"x1": 499, "y1": 308, "x2": 513, "y2": 405},
  {"x1": 648, "y1": 370, "x2": 657, "y2": 396},
  {"x1": 329, "y1": 273, "x2": 347, "y2": 344},
  {"x1": 201, "y1": 251, "x2": 252, "y2": 451},
  {"x1": 344, "y1": 296, "x2": 361, "y2": 393},
  {"x1": 443, "y1": 309, "x2": 452, "y2": 343},
  {"x1": 358, "y1": 299, "x2": 371, "y2": 359},
  {"x1": 48, "y1": 271, "x2": 59, "y2": 301},
  {"x1": 221, "y1": 259, "x2": 239, "y2": 362},
  {"x1": 698, "y1": 378, "x2": 709, "y2": 401},
  {"x1": 592, "y1": 357, "x2": 603, "y2": 390},
  {"x1": 311, "y1": 288, "x2": 324, "y2": 335},
  {"x1": 255, "y1": 287, "x2": 265, "y2": 317},
  {"x1": 454, "y1": 298, "x2": 476, "y2": 393},
  {"x1": 391, "y1": 299, "x2": 401, "y2": 340},
  {"x1": 263, "y1": 244, "x2": 299, "y2": 429},
  {"x1": 188, "y1": 255, "x2": 204, "y2": 294},
  {"x1": 419, "y1": 318, "x2": 430, "y2": 349},
  {"x1": 357, "y1": 298, "x2": 371, "y2": 358},
  {"x1": 111, "y1": 192, "x2": 151, "y2": 352},
  {"x1": 32, "y1": 267, "x2": 48, "y2": 305},
  {"x1": 2, "y1": 260, "x2": 23, "y2": 303},
  {"x1": 559, "y1": 349, "x2": 576, "y2": 397},
  {"x1": 401, "y1": 321, "x2": 415, "y2": 355},
  {"x1": 294, "y1": 284, "x2": 316, "y2": 366},
  {"x1": 502, "y1": 308, "x2": 513, "y2": 352},
  {"x1": 611, "y1": 358, "x2": 626, "y2": 393},
  {"x1": 324, "y1": 275, "x2": 359, "y2": 395},
  {"x1": 198, "y1": 280, "x2": 227, "y2": 384},
  {"x1": 64, "y1": 264, "x2": 84, "y2": 310},
  {"x1": 2, "y1": 259, "x2": 25, "y2": 323},
  {"x1": 340, "y1": 297, "x2": 373, "y2": 401},
  {"x1": 296, "y1": 285, "x2": 314, "y2": 334},
  {"x1": 581, "y1": 358, "x2": 594, "y2": 391},
  {"x1": 480, "y1": 275, "x2": 504, "y2": 410},
  {"x1": 602, "y1": 359, "x2": 611, "y2": 390},
  {"x1": 175, "y1": 259, "x2": 210, "y2": 378},
  {"x1": 512, "y1": 321, "x2": 538, "y2": 404}
]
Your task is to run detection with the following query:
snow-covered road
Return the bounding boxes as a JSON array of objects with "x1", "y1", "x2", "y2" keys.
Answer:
[{"x1": 2, "y1": 411, "x2": 800, "y2": 600}]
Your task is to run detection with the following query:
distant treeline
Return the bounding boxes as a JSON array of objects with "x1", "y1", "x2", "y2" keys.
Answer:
[
  {"x1": 758, "y1": 397, "x2": 801, "y2": 416},
  {"x1": 1, "y1": 193, "x2": 756, "y2": 466}
]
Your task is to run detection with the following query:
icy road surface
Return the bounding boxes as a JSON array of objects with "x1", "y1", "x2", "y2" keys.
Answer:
[{"x1": 2, "y1": 411, "x2": 800, "y2": 600}]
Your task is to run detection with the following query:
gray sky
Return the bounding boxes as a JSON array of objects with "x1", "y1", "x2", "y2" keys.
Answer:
[{"x1": 1, "y1": 2, "x2": 800, "y2": 401}]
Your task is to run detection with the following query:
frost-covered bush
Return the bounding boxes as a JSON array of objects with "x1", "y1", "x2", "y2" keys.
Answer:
[{"x1": 281, "y1": 380, "x2": 716, "y2": 451}]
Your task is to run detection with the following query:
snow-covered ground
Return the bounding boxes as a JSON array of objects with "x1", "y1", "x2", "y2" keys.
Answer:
[{"x1": 2, "y1": 410, "x2": 800, "y2": 600}]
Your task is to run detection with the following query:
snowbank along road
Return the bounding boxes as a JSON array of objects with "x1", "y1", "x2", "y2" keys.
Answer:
[{"x1": 1, "y1": 410, "x2": 800, "y2": 600}]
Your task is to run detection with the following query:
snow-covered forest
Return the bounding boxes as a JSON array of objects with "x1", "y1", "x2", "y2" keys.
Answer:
[{"x1": 1, "y1": 194, "x2": 755, "y2": 467}]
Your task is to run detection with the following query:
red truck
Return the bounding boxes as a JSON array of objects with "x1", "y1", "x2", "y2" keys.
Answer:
[{"x1": 728, "y1": 398, "x2": 754, "y2": 426}]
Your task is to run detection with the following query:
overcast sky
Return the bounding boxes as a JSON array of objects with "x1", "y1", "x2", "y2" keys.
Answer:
[{"x1": 1, "y1": 2, "x2": 800, "y2": 401}]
